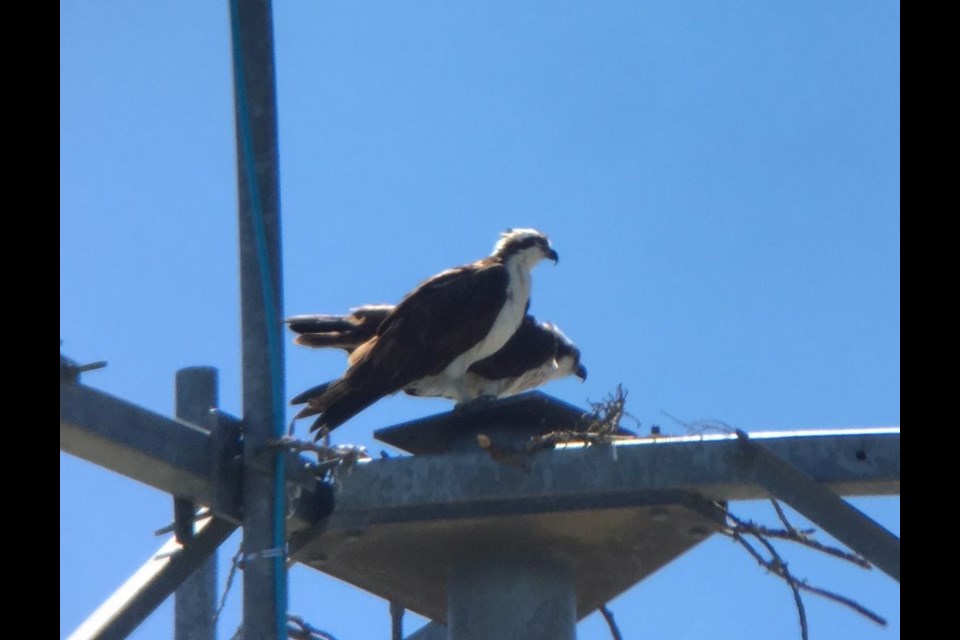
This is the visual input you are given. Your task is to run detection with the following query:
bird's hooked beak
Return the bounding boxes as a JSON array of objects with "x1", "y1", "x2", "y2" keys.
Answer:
[
  {"x1": 547, "y1": 248, "x2": 559, "y2": 264},
  {"x1": 575, "y1": 363, "x2": 587, "y2": 381}
]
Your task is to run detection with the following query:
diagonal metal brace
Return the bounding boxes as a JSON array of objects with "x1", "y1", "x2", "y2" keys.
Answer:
[
  {"x1": 67, "y1": 516, "x2": 237, "y2": 640},
  {"x1": 735, "y1": 430, "x2": 900, "y2": 582}
]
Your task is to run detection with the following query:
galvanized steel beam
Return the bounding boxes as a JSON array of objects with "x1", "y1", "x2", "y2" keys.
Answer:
[{"x1": 67, "y1": 516, "x2": 236, "y2": 640}]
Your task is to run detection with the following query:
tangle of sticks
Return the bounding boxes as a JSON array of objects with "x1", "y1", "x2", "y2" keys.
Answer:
[
  {"x1": 269, "y1": 436, "x2": 369, "y2": 479},
  {"x1": 287, "y1": 614, "x2": 339, "y2": 640},
  {"x1": 720, "y1": 500, "x2": 886, "y2": 640},
  {"x1": 478, "y1": 385, "x2": 636, "y2": 469}
]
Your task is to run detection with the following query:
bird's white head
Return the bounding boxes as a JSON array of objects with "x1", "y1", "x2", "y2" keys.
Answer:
[
  {"x1": 493, "y1": 228, "x2": 559, "y2": 268},
  {"x1": 546, "y1": 322, "x2": 587, "y2": 382}
]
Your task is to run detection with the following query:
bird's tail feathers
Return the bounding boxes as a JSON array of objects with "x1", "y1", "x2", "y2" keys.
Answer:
[
  {"x1": 294, "y1": 333, "x2": 366, "y2": 352},
  {"x1": 308, "y1": 385, "x2": 389, "y2": 435},
  {"x1": 288, "y1": 311, "x2": 387, "y2": 355},
  {"x1": 286, "y1": 314, "x2": 358, "y2": 335},
  {"x1": 290, "y1": 380, "x2": 335, "y2": 410},
  {"x1": 291, "y1": 376, "x2": 389, "y2": 435}
]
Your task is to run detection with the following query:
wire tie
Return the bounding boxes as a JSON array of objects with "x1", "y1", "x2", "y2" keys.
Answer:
[{"x1": 241, "y1": 547, "x2": 286, "y2": 566}]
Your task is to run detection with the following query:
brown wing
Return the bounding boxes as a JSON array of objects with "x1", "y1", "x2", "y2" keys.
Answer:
[
  {"x1": 304, "y1": 261, "x2": 510, "y2": 430},
  {"x1": 286, "y1": 306, "x2": 392, "y2": 353},
  {"x1": 467, "y1": 315, "x2": 557, "y2": 381},
  {"x1": 359, "y1": 260, "x2": 509, "y2": 387}
]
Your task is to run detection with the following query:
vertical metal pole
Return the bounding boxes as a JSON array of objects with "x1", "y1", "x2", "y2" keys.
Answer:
[
  {"x1": 229, "y1": 0, "x2": 287, "y2": 638},
  {"x1": 175, "y1": 367, "x2": 219, "y2": 640},
  {"x1": 447, "y1": 555, "x2": 576, "y2": 640}
]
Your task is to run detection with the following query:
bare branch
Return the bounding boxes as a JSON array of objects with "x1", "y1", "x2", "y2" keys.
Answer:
[
  {"x1": 796, "y1": 582, "x2": 887, "y2": 626},
  {"x1": 727, "y1": 504, "x2": 867, "y2": 565},
  {"x1": 578, "y1": 384, "x2": 629, "y2": 436},
  {"x1": 287, "y1": 614, "x2": 339, "y2": 640},
  {"x1": 723, "y1": 527, "x2": 808, "y2": 640},
  {"x1": 214, "y1": 545, "x2": 243, "y2": 624},
  {"x1": 478, "y1": 385, "x2": 635, "y2": 468},
  {"x1": 770, "y1": 499, "x2": 802, "y2": 537},
  {"x1": 727, "y1": 506, "x2": 871, "y2": 569},
  {"x1": 721, "y1": 505, "x2": 886, "y2": 637},
  {"x1": 269, "y1": 437, "x2": 369, "y2": 478}
]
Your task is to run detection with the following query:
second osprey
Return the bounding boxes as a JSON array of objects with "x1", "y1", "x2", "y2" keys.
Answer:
[
  {"x1": 293, "y1": 228, "x2": 558, "y2": 436},
  {"x1": 289, "y1": 307, "x2": 587, "y2": 402}
]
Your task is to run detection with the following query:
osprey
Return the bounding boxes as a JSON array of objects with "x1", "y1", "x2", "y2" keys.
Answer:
[
  {"x1": 292, "y1": 229, "x2": 559, "y2": 435},
  {"x1": 288, "y1": 306, "x2": 587, "y2": 400}
]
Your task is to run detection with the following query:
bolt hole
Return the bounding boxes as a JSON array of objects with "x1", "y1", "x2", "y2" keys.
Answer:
[{"x1": 855, "y1": 450, "x2": 867, "y2": 461}]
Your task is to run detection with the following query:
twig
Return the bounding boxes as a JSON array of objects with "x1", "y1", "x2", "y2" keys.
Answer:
[
  {"x1": 524, "y1": 430, "x2": 634, "y2": 452},
  {"x1": 479, "y1": 385, "x2": 633, "y2": 468},
  {"x1": 755, "y1": 527, "x2": 809, "y2": 640},
  {"x1": 724, "y1": 527, "x2": 808, "y2": 639},
  {"x1": 726, "y1": 509, "x2": 871, "y2": 569},
  {"x1": 599, "y1": 604, "x2": 623, "y2": 640},
  {"x1": 269, "y1": 437, "x2": 369, "y2": 477},
  {"x1": 214, "y1": 545, "x2": 243, "y2": 624},
  {"x1": 579, "y1": 384, "x2": 629, "y2": 436},
  {"x1": 770, "y1": 499, "x2": 801, "y2": 538},
  {"x1": 721, "y1": 506, "x2": 887, "y2": 638},
  {"x1": 660, "y1": 411, "x2": 736, "y2": 436},
  {"x1": 796, "y1": 583, "x2": 888, "y2": 626},
  {"x1": 287, "y1": 614, "x2": 338, "y2": 640}
]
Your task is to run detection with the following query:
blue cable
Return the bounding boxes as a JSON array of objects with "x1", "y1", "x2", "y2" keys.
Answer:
[{"x1": 229, "y1": 1, "x2": 288, "y2": 637}]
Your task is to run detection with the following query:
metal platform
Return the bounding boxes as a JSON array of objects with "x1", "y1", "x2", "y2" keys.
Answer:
[
  {"x1": 290, "y1": 393, "x2": 900, "y2": 625},
  {"x1": 294, "y1": 486, "x2": 722, "y2": 622}
]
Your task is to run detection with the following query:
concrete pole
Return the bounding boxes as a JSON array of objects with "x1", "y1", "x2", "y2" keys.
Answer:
[
  {"x1": 447, "y1": 555, "x2": 576, "y2": 640},
  {"x1": 174, "y1": 367, "x2": 219, "y2": 640}
]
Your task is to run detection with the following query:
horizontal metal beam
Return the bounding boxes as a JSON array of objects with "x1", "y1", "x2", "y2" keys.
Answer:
[
  {"x1": 60, "y1": 382, "x2": 332, "y2": 529},
  {"x1": 68, "y1": 517, "x2": 236, "y2": 640},
  {"x1": 296, "y1": 428, "x2": 899, "y2": 533},
  {"x1": 61, "y1": 383, "x2": 214, "y2": 503},
  {"x1": 291, "y1": 427, "x2": 898, "y2": 622}
]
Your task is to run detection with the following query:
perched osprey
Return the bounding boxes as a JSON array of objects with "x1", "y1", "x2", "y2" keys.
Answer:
[
  {"x1": 292, "y1": 229, "x2": 559, "y2": 435},
  {"x1": 287, "y1": 306, "x2": 587, "y2": 400}
]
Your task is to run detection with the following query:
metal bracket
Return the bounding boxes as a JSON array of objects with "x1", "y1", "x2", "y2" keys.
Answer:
[
  {"x1": 735, "y1": 429, "x2": 900, "y2": 582},
  {"x1": 61, "y1": 350, "x2": 107, "y2": 383}
]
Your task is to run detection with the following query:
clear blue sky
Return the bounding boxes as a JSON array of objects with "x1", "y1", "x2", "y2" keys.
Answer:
[{"x1": 61, "y1": 2, "x2": 899, "y2": 638}]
